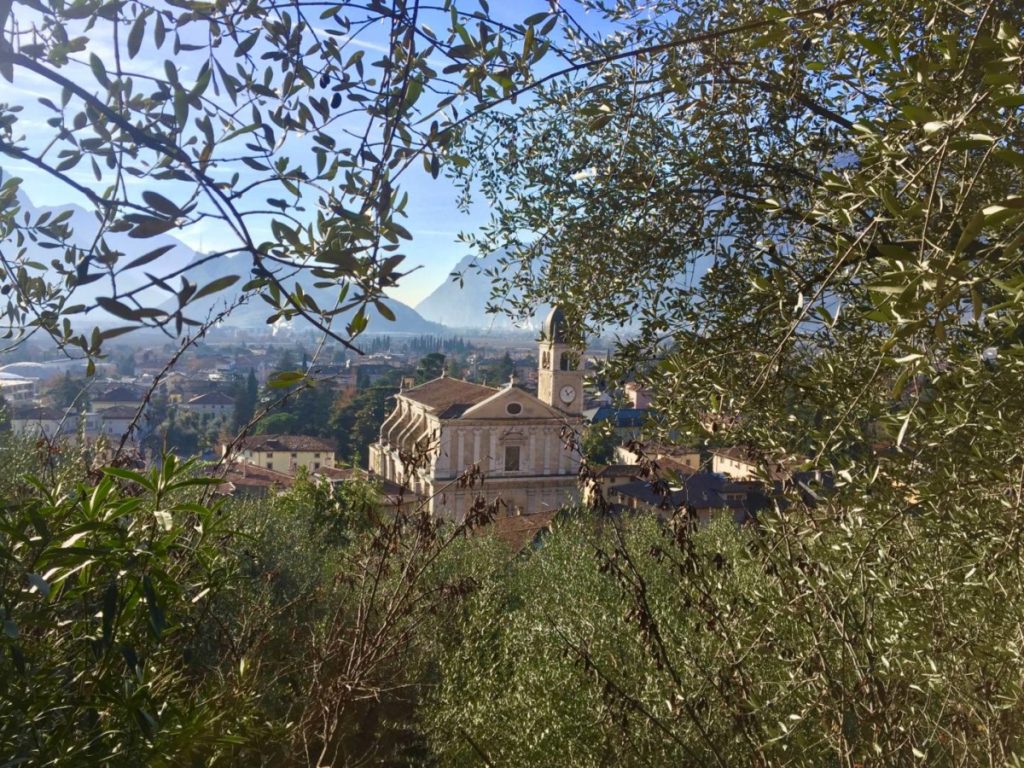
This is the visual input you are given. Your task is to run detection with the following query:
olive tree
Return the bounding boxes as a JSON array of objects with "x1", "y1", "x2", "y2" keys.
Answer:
[
  {"x1": 434, "y1": 0, "x2": 1024, "y2": 763},
  {"x1": 0, "y1": 0, "x2": 567, "y2": 362}
]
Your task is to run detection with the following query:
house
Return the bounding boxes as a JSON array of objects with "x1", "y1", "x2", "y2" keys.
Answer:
[
  {"x1": 583, "y1": 405, "x2": 648, "y2": 441},
  {"x1": 92, "y1": 385, "x2": 144, "y2": 411},
  {"x1": 623, "y1": 381, "x2": 653, "y2": 409},
  {"x1": 0, "y1": 372, "x2": 37, "y2": 403},
  {"x1": 216, "y1": 462, "x2": 297, "y2": 497},
  {"x1": 182, "y1": 391, "x2": 235, "y2": 418},
  {"x1": 609, "y1": 473, "x2": 759, "y2": 525},
  {"x1": 615, "y1": 442, "x2": 703, "y2": 471},
  {"x1": 581, "y1": 463, "x2": 641, "y2": 507},
  {"x1": 369, "y1": 306, "x2": 584, "y2": 521},
  {"x1": 230, "y1": 433, "x2": 336, "y2": 473},
  {"x1": 97, "y1": 406, "x2": 137, "y2": 438},
  {"x1": 10, "y1": 406, "x2": 70, "y2": 438},
  {"x1": 706, "y1": 447, "x2": 762, "y2": 480}
]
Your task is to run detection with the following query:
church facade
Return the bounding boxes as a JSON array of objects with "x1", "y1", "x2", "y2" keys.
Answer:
[{"x1": 368, "y1": 307, "x2": 584, "y2": 520}]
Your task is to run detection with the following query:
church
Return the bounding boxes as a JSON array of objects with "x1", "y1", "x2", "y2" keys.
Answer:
[{"x1": 368, "y1": 307, "x2": 584, "y2": 520}]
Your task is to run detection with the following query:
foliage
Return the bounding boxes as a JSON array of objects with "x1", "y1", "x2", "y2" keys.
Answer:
[
  {"x1": 213, "y1": 469, "x2": 504, "y2": 765},
  {"x1": 426, "y1": 513, "x2": 1024, "y2": 765},
  {"x1": 0, "y1": 0, "x2": 567, "y2": 358},
  {"x1": 414, "y1": 351, "x2": 446, "y2": 384},
  {"x1": 232, "y1": 368, "x2": 258, "y2": 430},
  {"x1": 0, "y1": 444, "x2": 254, "y2": 765},
  {"x1": 447, "y1": 0, "x2": 1024, "y2": 762},
  {"x1": 329, "y1": 371, "x2": 404, "y2": 465},
  {"x1": 581, "y1": 421, "x2": 618, "y2": 464},
  {"x1": 0, "y1": 432, "x2": 508, "y2": 766},
  {"x1": 46, "y1": 372, "x2": 90, "y2": 410}
]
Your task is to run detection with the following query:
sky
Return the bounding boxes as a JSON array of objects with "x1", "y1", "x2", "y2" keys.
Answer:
[{"x1": 1, "y1": 1, "x2": 597, "y2": 309}]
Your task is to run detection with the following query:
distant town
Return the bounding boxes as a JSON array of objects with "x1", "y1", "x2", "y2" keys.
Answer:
[{"x1": 0, "y1": 306, "x2": 820, "y2": 543}]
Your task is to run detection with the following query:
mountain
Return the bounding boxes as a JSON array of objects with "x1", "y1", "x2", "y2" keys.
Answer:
[
  {"x1": 416, "y1": 248, "x2": 549, "y2": 330},
  {"x1": 12, "y1": 190, "x2": 196, "y2": 310},
  {"x1": 152, "y1": 252, "x2": 448, "y2": 335},
  {"x1": 9, "y1": 191, "x2": 445, "y2": 335}
]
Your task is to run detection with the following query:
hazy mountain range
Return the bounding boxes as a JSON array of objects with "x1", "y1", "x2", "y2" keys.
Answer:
[
  {"x1": 10, "y1": 192, "x2": 449, "y2": 335},
  {"x1": 414, "y1": 248, "x2": 550, "y2": 330}
]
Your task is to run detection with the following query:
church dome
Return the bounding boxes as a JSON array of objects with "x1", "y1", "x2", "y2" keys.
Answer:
[{"x1": 542, "y1": 305, "x2": 568, "y2": 343}]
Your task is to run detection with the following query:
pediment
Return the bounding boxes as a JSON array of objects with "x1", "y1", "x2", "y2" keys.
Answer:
[{"x1": 459, "y1": 386, "x2": 561, "y2": 420}]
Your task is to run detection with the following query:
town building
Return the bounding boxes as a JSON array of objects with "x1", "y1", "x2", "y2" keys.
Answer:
[
  {"x1": 97, "y1": 406, "x2": 138, "y2": 438},
  {"x1": 608, "y1": 473, "x2": 760, "y2": 525},
  {"x1": 369, "y1": 306, "x2": 584, "y2": 520},
  {"x1": 181, "y1": 391, "x2": 235, "y2": 418},
  {"x1": 229, "y1": 433, "x2": 336, "y2": 473},
  {"x1": 0, "y1": 372, "x2": 37, "y2": 403},
  {"x1": 9, "y1": 405, "x2": 69, "y2": 438},
  {"x1": 92, "y1": 385, "x2": 144, "y2": 411}
]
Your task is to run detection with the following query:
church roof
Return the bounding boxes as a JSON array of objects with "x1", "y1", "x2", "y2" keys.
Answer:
[{"x1": 400, "y1": 377, "x2": 497, "y2": 414}]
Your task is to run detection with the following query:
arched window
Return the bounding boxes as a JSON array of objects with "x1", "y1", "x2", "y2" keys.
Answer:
[
  {"x1": 541, "y1": 350, "x2": 550, "y2": 369},
  {"x1": 559, "y1": 352, "x2": 571, "y2": 371}
]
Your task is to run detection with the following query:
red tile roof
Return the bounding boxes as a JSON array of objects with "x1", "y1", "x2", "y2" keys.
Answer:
[
  {"x1": 400, "y1": 377, "x2": 497, "y2": 413},
  {"x1": 237, "y1": 434, "x2": 336, "y2": 453},
  {"x1": 218, "y1": 463, "x2": 296, "y2": 491},
  {"x1": 476, "y1": 509, "x2": 559, "y2": 552}
]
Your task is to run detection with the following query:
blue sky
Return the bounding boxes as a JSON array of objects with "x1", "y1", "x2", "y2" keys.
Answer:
[{"x1": 2, "y1": 1, "x2": 602, "y2": 308}]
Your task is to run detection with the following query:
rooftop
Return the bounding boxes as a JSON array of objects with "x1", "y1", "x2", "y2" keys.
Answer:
[
  {"x1": 237, "y1": 434, "x2": 336, "y2": 453},
  {"x1": 218, "y1": 463, "x2": 296, "y2": 491},
  {"x1": 583, "y1": 406, "x2": 649, "y2": 428},
  {"x1": 187, "y1": 391, "x2": 235, "y2": 405},
  {"x1": 11, "y1": 405, "x2": 66, "y2": 420},
  {"x1": 400, "y1": 376, "x2": 497, "y2": 415},
  {"x1": 95, "y1": 385, "x2": 143, "y2": 403},
  {"x1": 476, "y1": 509, "x2": 559, "y2": 551}
]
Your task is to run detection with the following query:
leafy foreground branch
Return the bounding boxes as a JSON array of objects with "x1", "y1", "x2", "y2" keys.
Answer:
[
  {"x1": 426, "y1": 511, "x2": 1024, "y2": 766},
  {"x1": 2, "y1": 430, "x2": 1024, "y2": 765},
  {"x1": 0, "y1": 436, "x2": 503, "y2": 765}
]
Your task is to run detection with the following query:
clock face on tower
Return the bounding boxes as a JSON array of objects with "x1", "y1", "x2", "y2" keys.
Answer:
[{"x1": 559, "y1": 385, "x2": 577, "y2": 404}]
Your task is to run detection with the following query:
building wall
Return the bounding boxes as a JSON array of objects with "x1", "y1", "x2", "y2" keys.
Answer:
[
  {"x1": 242, "y1": 448, "x2": 334, "y2": 473},
  {"x1": 183, "y1": 403, "x2": 233, "y2": 418},
  {"x1": 11, "y1": 417, "x2": 64, "y2": 437},
  {"x1": 710, "y1": 454, "x2": 758, "y2": 479},
  {"x1": 372, "y1": 406, "x2": 581, "y2": 519},
  {"x1": 0, "y1": 379, "x2": 37, "y2": 403}
]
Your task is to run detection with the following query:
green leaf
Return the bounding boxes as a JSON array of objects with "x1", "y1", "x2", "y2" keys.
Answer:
[
  {"x1": 127, "y1": 14, "x2": 146, "y2": 59},
  {"x1": 103, "y1": 466, "x2": 152, "y2": 490},
  {"x1": 268, "y1": 370, "x2": 306, "y2": 388},
  {"x1": 191, "y1": 274, "x2": 240, "y2": 302},
  {"x1": 127, "y1": 216, "x2": 176, "y2": 239},
  {"x1": 235, "y1": 30, "x2": 260, "y2": 57},
  {"x1": 89, "y1": 53, "x2": 108, "y2": 87},
  {"x1": 102, "y1": 581, "x2": 117, "y2": 645},
  {"x1": 96, "y1": 297, "x2": 143, "y2": 322},
  {"x1": 142, "y1": 191, "x2": 181, "y2": 218},
  {"x1": 142, "y1": 576, "x2": 164, "y2": 639},
  {"x1": 122, "y1": 244, "x2": 176, "y2": 271}
]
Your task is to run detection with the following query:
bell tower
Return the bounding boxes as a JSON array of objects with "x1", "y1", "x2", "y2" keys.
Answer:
[{"x1": 538, "y1": 306, "x2": 583, "y2": 416}]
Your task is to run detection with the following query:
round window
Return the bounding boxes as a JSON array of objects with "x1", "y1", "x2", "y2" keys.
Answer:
[{"x1": 506, "y1": 402, "x2": 523, "y2": 415}]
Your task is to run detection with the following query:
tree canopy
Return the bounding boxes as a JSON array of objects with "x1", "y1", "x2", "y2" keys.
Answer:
[
  {"x1": 4, "y1": 0, "x2": 1024, "y2": 764},
  {"x1": 0, "y1": 0, "x2": 566, "y2": 361}
]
